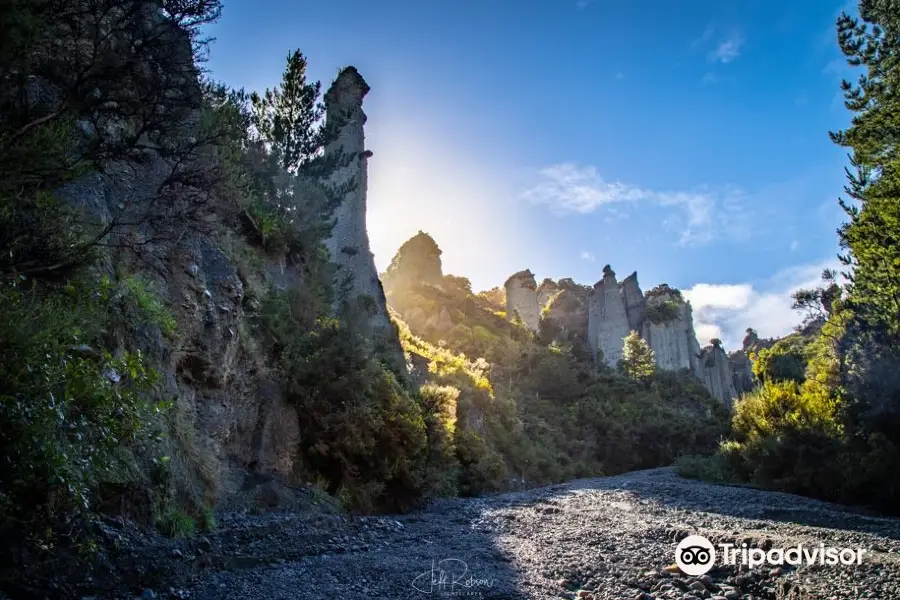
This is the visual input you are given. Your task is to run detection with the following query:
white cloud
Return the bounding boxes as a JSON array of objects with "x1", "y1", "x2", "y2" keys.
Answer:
[
  {"x1": 521, "y1": 163, "x2": 749, "y2": 247},
  {"x1": 709, "y1": 33, "x2": 744, "y2": 63},
  {"x1": 581, "y1": 251, "x2": 595, "y2": 262},
  {"x1": 683, "y1": 260, "x2": 841, "y2": 350},
  {"x1": 691, "y1": 24, "x2": 715, "y2": 48}
]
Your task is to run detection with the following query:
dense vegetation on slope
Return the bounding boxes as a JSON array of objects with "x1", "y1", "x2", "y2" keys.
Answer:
[
  {"x1": 0, "y1": 2, "x2": 445, "y2": 588},
  {"x1": 679, "y1": 0, "x2": 900, "y2": 513},
  {"x1": 384, "y1": 236, "x2": 731, "y2": 495},
  {"x1": 0, "y1": 0, "x2": 227, "y2": 578}
]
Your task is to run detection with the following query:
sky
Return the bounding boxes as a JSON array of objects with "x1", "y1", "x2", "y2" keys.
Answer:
[{"x1": 203, "y1": 0, "x2": 859, "y2": 349}]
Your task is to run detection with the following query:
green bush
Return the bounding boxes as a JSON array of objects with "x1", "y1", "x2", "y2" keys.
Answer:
[
  {"x1": 120, "y1": 275, "x2": 177, "y2": 338},
  {"x1": 674, "y1": 453, "x2": 738, "y2": 484},
  {"x1": 752, "y1": 334, "x2": 811, "y2": 384},
  {"x1": 644, "y1": 299, "x2": 681, "y2": 324},
  {"x1": 281, "y1": 317, "x2": 428, "y2": 513},
  {"x1": 0, "y1": 278, "x2": 164, "y2": 554},
  {"x1": 156, "y1": 507, "x2": 197, "y2": 539},
  {"x1": 418, "y1": 384, "x2": 461, "y2": 498}
]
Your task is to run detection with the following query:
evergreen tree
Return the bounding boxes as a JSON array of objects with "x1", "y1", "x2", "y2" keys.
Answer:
[
  {"x1": 250, "y1": 50, "x2": 325, "y2": 175},
  {"x1": 619, "y1": 330, "x2": 655, "y2": 380},
  {"x1": 830, "y1": 0, "x2": 900, "y2": 429}
]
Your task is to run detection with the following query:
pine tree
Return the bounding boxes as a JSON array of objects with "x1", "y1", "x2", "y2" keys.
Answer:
[
  {"x1": 250, "y1": 50, "x2": 324, "y2": 175},
  {"x1": 619, "y1": 330, "x2": 655, "y2": 380},
  {"x1": 831, "y1": 1, "x2": 900, "y2": 342},
  {"x1": 828, "y1": 0, "x2": 900, "y2": 457}
]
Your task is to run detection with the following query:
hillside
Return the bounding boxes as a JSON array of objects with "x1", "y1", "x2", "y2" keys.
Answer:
[
  {"x1": 382, "y1": 232, "x2": 731, "y2": 496},
  {"x1": 4, "y1": 1, "x2": 900, "y2": 599}
]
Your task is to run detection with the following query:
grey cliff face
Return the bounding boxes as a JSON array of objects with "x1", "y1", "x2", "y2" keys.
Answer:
[
  {"x1": 504, "y1": 269, "x2": 541, "y2": 332},
  {"x1": 587, "y1": 266, "x2": 632, "y2": 367},
  {"x1": 508, "y1": 264, "x2": 735, "y2": 406},
  {"x1": 323, "y1": 67, "x2": 395, "y2": 340},
  {"x1": 729, "y1": 349, "x2": 756, "y2": 394},
  {"x1": 700, "y1": 339, "x2": 738, "y2": 407},
  {"x1": 536, "y1": 278, "x2": 561, "y2": 309},
  {"x1": 620, "y1": 271, "x2": 645, "y2": 333},
  {"x1": 642, "y1": 289, "x2": 702, "y2": 373}
]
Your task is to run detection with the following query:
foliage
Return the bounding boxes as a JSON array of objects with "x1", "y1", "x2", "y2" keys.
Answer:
[
  {"x1": 417, "y1": 384, "x2": 461, "y2": 498},
  {"x1": 0, "y1": 277, "x2": 165, "y2": 556},
  {"x1": 0, "y1": 0, "x2": 224, "y2": 278},
  {"x1": 691, "y1": 1, "x2": 900, "y2": 514},
  {"x1": 674, "y1": 451, "x2": 739, "y2": 485},
  {"x1": 618, "y1": 330, "x2": 656, "y2": 379},
  {"x1": 751, "y1": 334, "x2": 811, "y2": 384},
  {"x1": 156, "y1": 507, "x2": 197, "y2": 539},
  {"x1": 644, "y1": 299, "x2": 681, "y2": 324},
  {"x1": 120, "y1": 276, "x2": 178, "y2": 338},
  {"x1": 388, "y1": 266, "x2": 731, "y2": 497},
  {"x1": 250, "y1": 50, "x2": 325, "y2": 175},
  {"x1": 280, "y1": 317, "x2": 428, "y2": 513}
]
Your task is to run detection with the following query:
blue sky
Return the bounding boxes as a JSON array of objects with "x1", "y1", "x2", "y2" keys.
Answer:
[{"x1": 204, "y1": 0, "x2": 858, "y2": 348}]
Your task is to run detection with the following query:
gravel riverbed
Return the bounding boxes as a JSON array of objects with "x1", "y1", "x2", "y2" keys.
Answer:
[{"x1": 97, "y1": 468, "x2": 900, "y2": 600}]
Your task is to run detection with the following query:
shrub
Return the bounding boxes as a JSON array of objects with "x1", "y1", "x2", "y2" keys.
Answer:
[
  {"x1": 645, "y1": 299, "x2": 681, "y2": 324},
  {"x1": 0, "y1": 278, "x2": 164, "y2": 556},
  {"x1": 751, "y1": 335, "x2": 811, "y2": 384},
  {"x1": 618, "y1": 330, "x2": 655, "y2": 379},
  {"x1": 156, "y1": 508, "x2": 197, "y2": 539},
  {"x1": 674, "y1": 454, "x2": 733, "y2": 484},
  {"x1": 417, "y1": 384, "x2": 461, "y2": 498},
  {"x1": 281, "y1": 317, "x2": 428, "y2": 513}
]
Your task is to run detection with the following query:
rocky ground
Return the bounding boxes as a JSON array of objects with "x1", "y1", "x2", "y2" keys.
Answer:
[{"x1": 77, "y1": 469, "x2": 900, "y2": 600}]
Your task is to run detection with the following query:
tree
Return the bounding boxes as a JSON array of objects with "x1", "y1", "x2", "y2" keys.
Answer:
[
  {"x1": 830, "y1": 0, "x2": 900, "y2": 433},
  {"x1": 242, "y1": 51, "x2": 356, "y2": 256},
  {"x1": 0, "y1": 0, "x2": 224, "y2": 279},
  {"x1": 250, "y1": 51, "x2": 324, "y2": 175},
  {"x1": 619, "y1": 330, "x2": 655, "y2": 380}
]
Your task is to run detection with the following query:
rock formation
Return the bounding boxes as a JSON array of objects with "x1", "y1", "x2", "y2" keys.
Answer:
[
  {"x1": 540, "y1": 279, "x2": 591, "y2": 346},
  {"x1": 620, "y1": 272, "x2": 646, "y2": 333},
  {"x1": 381, "y1": 230, "x2": 443, "y2": 290},
  {"x1": 504, "y1": 270, "x2": 541, "y2": 332},
  {"x1": 587, "y1": 266, "x2": 633, "y2": 367},
  {"x1": 537, "y1": 278, "x2": 561, "y2": 308},
  {"x1": 729, "y1": 328, "x2": 761, "y2": 394},
  {"x1": 323, "y1": 67, "x2": 397, "y2": 346},
  {"x1": 729, "y1": 349, "x2": 755, "y2": 394},
  {"x1": 501, "y1": 264, "x2": 737, "y2": 406},
  {"x1": 641, "y1": 285, "x2": 702, "y2": 374},
  {"x1": 699, "y1": 339, "x2": 738, "y2": 408}
]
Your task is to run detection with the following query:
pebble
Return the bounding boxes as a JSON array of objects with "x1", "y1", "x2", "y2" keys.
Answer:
[{"x1": 51, "y1": 469, "x2": 900, "y2": 600}]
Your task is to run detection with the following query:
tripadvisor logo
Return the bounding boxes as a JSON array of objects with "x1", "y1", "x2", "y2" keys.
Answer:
[
  {"x1": 675, "y1": 535, "x2": 866, "y2": 576},
  {"x1": 675, "y1": 535, "x2": 717, "y2": 576}
]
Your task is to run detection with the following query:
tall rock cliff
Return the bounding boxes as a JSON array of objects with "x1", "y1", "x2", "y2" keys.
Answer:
[
  {"x1": 588, "y1": 266, "x2": 633, "y2": 367},
  {"x1": 537, "y1": 278, "x2": 561, "y2": 308},
  {"x1": 540, "y1": 278, "x2": 591, "y2": 349},
  {"x1": 699, "y1": 339, "x2": 738, "y2": 408},
  {"x1": 620, "y1": 272, "x2": 646, "y2": 333},
  {"x1": 381, "y1": 231, "x2": 443, "y2": 290},
  {"x1": 641, "y1": 284, "x2": 702, "y2": 375},
  {"x1": 501, "y1": 264, "x2": 736, "y2": 406},
  {"x1": 323, "y1": 67, "x2": 397, "y2": 347},
  {"x1": 504, "y1": 269, "x2": 541, "y2": 332}
]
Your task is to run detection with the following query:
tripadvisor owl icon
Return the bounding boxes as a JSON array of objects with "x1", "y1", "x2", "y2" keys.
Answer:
[{"x1": 675, "y1": 535, "x2": 716, "y2": 576}]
